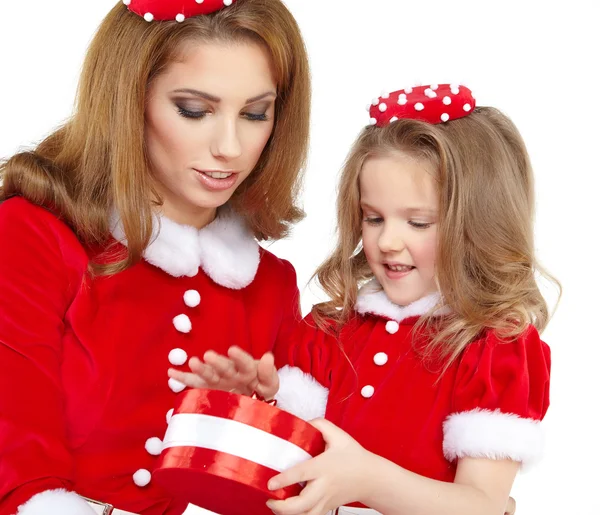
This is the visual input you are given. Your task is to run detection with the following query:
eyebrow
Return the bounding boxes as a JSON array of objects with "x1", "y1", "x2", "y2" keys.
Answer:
[
  {"x1": 360, "y1": 203, "x2": 437, "y2": 216},
  {"x1": 171, "y1": 88, "x2": 276, "y2": 104}
]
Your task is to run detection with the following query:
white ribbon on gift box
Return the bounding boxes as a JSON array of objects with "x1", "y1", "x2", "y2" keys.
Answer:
[{"x1": 163, "y1": 413, "x2": 313, "y2": 472}]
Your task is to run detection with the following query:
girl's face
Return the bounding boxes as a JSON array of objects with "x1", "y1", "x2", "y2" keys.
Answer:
[
  {"x1": 360, "y1": 152, "x2": 439, "y2": 306},
  {"x1": 145, "y1": 40, "x2": 277, "y2": 228}
]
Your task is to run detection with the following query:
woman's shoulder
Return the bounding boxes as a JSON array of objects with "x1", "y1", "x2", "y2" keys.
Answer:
[{"x1": 0, "y1": 196, "x2": 88, "y2": 270}]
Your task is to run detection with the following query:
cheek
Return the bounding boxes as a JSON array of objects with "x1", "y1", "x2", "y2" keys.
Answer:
[
  {"x1": 241, "y1": 122, "x2": 275, "y2": 161},
  {"x1": 414, "y1": 231, "x2": 438, "y2": 269},
  {"x1": 361, "y1": 226, "x2": 379, "y2": 262},
  {"x1": 146, "y1": 109, "x2": 195, "y2": 165}
]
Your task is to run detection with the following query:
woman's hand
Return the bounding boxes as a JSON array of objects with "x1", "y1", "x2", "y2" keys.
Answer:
[{"x1": 168, "y1": 345, "x2": 279, "y2": 399}]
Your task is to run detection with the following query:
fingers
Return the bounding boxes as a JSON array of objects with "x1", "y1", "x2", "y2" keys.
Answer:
[
  {"x1": 203, "y1": 350, "x2": 238, "y2": 380},
  {"x1": 267, "y1": 480, "x2": 323, "y2": 515},
  {"x1": 256, "y1": 352, "x2": 279, "y2": 400},
  {"x1": 167, "y1": 368, "x2": 207, "y2": 389},
  {"x1": 227, "y1": 346, "x2": 259, "y2": 375}
]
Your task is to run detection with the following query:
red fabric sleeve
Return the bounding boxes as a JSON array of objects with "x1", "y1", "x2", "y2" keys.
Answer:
[{"x1": 0, "y1": 198, "x2": 87, "y2": 513}]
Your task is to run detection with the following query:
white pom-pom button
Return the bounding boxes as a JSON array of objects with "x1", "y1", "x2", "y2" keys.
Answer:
[
  {"x1": 443, "y1": 96, "x2": 452, "y2": 105},
  {"x1": 404, "y1": 87, "x2": 413, "y2": 94},
  {"x1": 196, "y1": 0, "x2": 204, "y2": 4},
  {"x1": 369, "y1": 118, "x2": 377, "y2": 126},
  {"x1": 372, "y1": 98, "x2": 380, "y2": 106},
  {"x1": 184, "y1": 290, "x2": 201, "y2": 308},
  {"x1": 122, "y1": 0, "x2": 131, "y2": 5},
  {"x1": 430, "y1": 84, "x2": 439, "y2": 90},
  {"x1": 176, "y1": 13, "x2": 185, "y2": 22},
  {"x1": 385, "y1": 320, "x2": 399, "y2": 334},
  {"x1": 463, "y1": 103, "x2": 472, "y2": 112},
  {"x1": 397, "y1": 94, "x2": 407, "y2": 105},
  {"x1": 224, "y1": 0, "x2": 233, "y2": 5},
  {"x1": 361, "y1": 385, "x2": 375, "y2": 398},
  {"x1": 133, "y1": 469, "x2": 151, "y2": 487},
  {"x1": 173, "y1": 314, "x2": 192, "y2": 333},
  {"x1": 186, "y1": 268, "x2": 199, "y2": 278},
  {"x1": 378, "y1": 103, "x2": 387, "y2": 112},
  {"x1": 424, "y1": 88, "x2": 436, "y2": 98},
  {"x1": 166, "y1": 408, "x2": 174, "y2": 424},
  {"x1": 390, "y1": 116, "x2": 399, "y2": 123},
  {"x1": 441, "y1": 113, "x2": 450, "y2": 122},
  {"x1": 143, "y1": 12, "x2": 154, "y2": 22},
  {"x1": 414, "y1": 103, "x2": 424, "y2": 111},
  {"x1": 451, "y1": 84, "x2": 460, "y2": 94},
  {"x1": 381, "y1": 91, "x2": 390, "y2": 99},
  {"x1": 373, "y1": 352, "x2": 388, "y2": 366},
  {"x1": 168, "y1": 378, "x2": 186, "y2": 393},
  {"x1": 168, "y1": 348, "x2": 188, "y2": 366},
  {"x1": 145, "y1": 437, "x2": 163, "y2": 456}
]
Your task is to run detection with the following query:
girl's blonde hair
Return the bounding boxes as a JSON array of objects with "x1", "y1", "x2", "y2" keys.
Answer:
[
  {"x1": 314, "y1": 107, "x2": 560, "y2": 364},
  {"x1": 0, "y1": 0, "x2": 310, "y2": 273}
]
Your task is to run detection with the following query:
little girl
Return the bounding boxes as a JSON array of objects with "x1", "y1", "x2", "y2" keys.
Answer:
[{"x1": 169, "y1": 84, "x2": 556, "y2": 515}]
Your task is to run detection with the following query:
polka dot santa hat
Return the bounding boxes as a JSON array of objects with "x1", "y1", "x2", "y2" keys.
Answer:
[
  {"x1": 368, "y1": 84, "x2": 476, "y2": 127},
  {"x1": 122, "y1": 0, "x2": 237, "y2": 22}
]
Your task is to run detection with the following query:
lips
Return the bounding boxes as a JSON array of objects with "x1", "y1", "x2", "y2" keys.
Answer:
[{"x1": 193, "y1": 169, "x2": 239, "y2": 192}]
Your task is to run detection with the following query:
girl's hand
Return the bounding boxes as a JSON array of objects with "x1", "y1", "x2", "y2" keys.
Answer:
[
  {"x1": 168, "y1": 345, "x2": 279, "y2": 400},
  {"x1": 266, "y1": 418, "x2": 374, "y2": 515}
]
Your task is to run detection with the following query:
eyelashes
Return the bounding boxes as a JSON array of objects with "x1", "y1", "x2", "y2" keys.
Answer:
[{"x1": 177, "y1": 106, "x2": 269, "y2": 122}]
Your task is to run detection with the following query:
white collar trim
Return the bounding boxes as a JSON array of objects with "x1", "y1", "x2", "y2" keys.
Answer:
[
  {"x1": 355, "y1": 278, "x2": 450, "y2": 322},
  {"x1": 110, "y1": 206, "x2": 260, "y2": 289}
]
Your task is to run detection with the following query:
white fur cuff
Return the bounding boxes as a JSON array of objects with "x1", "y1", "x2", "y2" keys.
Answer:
[
  {"x1": 443, "y1": 409, "x2": 544, "y2": 467},
  {"x1": 16, "y1": 489, "x2": 96, "y2": 515},
  {"x1": 275, "y1": 366, "x2": 329, "y2": 421}
]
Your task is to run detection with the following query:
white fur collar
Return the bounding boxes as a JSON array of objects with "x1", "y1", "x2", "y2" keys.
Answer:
[
  {"x1": 110, "y1": 206, "x2": 260, "y2": 289},
  {"x1": 355, "y1": 278, "x2": 450, "y2": 323}
]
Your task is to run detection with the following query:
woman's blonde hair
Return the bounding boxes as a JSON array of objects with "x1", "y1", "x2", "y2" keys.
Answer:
[
  {"x1": 314, "y1": 107, "x2": 560, "y2": 364},
  {"x1": 0, "y1": 0, "x2": 310, "y2": 272}
]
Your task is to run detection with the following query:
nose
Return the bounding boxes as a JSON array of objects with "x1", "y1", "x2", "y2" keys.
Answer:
[
  {"x1": 211, "y1": 117, "x2": 242, "y2": 161},
  {"x1": 377, "y1": 222, "x2": 405, "y2": 254}
]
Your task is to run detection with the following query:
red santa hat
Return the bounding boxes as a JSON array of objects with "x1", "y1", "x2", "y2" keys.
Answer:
[
  {"x1": 123, "y1": 0, "x2": 237, "y2": 22},
  {"x1": 368, "y1": 84, "x2": 476, "y2": 127}
]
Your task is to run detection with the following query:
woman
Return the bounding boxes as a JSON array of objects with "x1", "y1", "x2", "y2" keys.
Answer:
[{"x1": 0, "y1": 1, "x2": 310, "y2": 514}]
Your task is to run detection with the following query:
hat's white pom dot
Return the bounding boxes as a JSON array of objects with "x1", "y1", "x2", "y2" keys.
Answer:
[
  {"x1": 133, "y1": 469, "x2": 151, "y2": 487},
  {"x1": 463, "y1": 103, "x2": 472, "y2": 112},
  {"x1": 397, "y1": 94, "x2": 408, "y2": 105},
  {"x1": 196, "y1": 0, "x2": 205, "y2": 3},
  {"x1": 443, "y1": 96, "x2": 452, "y2": 105},
  {"x1": 366, "y1": 104, "x2": 372, "y2": 112},
  {"x1": 176, "y1": 13, "x2": 185, "y2": 22},
  {"x1": 441, "y1": 113, "x2": 450, "y2": 122},
  {"x1": 379, "y1": 103, "x2": 387, "y2": 112},
  {"x1": 430, "y1": 84, "x2": 439, "y2": 90},
  {"x1": 381, "y1": 91, "x2": 390, "y2": 99},
  {"x1": 143, "y1": 12, "x2": 154, "y2": 22},
  {"x1": 414, "y1": 103, "x2": 425, "y2": 111},
  {"x1": 450, "y1": 84, "x2": 460, "y2": 94},
  {"x1": 390, "y1": 116, "x2": 399, "y2": 123},
  {"x1": 404, "y1": 87, "x2": 413, "y2": 94},
  {"x1": 372, "y1": 98, "x2": 380, "y2": 106},
  {"x1": 123, "y1": 0, "x2": 131, "y2": 5},
  {"x1": 168, "y1": 378, "x2": 186, "y2": 393},
  {"x1": 369, "y1": 118, "x2": 377, "y2": 126},
  {"x1": 224, "y1": 0, "x2": 233, "y2": 5},
  {"x1": 424, "y1": 88, "x2": 437, "y2": 98}
]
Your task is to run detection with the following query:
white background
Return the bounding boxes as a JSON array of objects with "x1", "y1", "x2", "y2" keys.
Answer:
[{"x1": 1, "y1": 1, "x2": 599, "y2": 513}]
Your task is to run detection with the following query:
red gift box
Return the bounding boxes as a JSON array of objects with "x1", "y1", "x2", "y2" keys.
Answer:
[{"x1": 153, "y1": 389, "x2": 326, "y2": 515}]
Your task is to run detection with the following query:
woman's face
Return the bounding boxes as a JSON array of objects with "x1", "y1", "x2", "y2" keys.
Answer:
[{"x1": 145, "y1": 40, "x2": 277, "y2": 227}]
